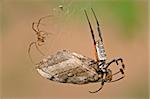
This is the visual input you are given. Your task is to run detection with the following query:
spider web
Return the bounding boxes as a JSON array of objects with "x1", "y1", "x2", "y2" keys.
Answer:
[{"x1": 37, "y1": 0, "x2": 94, "y2": 57}]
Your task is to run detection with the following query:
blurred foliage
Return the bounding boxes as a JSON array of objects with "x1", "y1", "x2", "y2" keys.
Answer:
[
  {"x1": 107, "y1": 1, "x2": 138, "y2": 38},
  {"x1": 81, "y1": 0, "x2": 147, "y2": 39},
  {"x1": 1, "y1": 0, "x2": 148, "y2": 39},
  {"x1": 57, "y1": 0, "x2": 147, "y2": 39}
]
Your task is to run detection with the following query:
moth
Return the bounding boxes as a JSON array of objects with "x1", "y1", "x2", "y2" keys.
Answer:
[{"x1": 29, "y1": 8, "x2": 125, "y2": 93}]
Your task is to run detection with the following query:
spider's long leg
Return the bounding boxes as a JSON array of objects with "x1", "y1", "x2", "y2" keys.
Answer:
[
  {"x1": 89, "y1": 73, "x2": 105, "y2": 93},
  {"x1": 32, "y1": 23, "x2": 53, "y2": 37},
  {"x1": 106, "y1": 58, "x2": 125, "y2": 69},
  {"x1": 37, "y1": 15, "x2": 52, "y2": 32},
  {"x1": 28, "y1": 42, "x2": 36, "y2": 64},
  {"x1": 36, "y1": 42, "x2": 45, "y2": 56},
  {"x1": 32, "y1": 15, "x2": 52, "y2": 35},
  {"x1": 28, "y1": 41, "x2": 45, "y2": 63},
  {"x1": 105, "y1": 70, "x2": 124, "y2": 83},
  {"x1": 89, "y1": 81, "x2": 104, "y2": 93},
  {"x1": 105, "y1": 58, "x2": 125, "y2": 82},
  {"x1": 84, "y1": 10, "x2": 96, "y2": 45},
  {"x1": 109, "y1": 75, "x2": 124, "y2": 83},
  {"x1": 84, "y1": 10, "x2": 98, "y2": 61},
  {"x1": 91, "y1": 8, "x2": 107, "y2": 62},
  {"x1": 32, "y1": 22, "x2": 39, "y2": 33},
  {"x1": 91, "y1": 8, "x2": 103, "y2": 42}
]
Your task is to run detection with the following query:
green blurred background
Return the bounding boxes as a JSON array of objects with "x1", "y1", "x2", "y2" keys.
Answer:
[{"x1": 1, "y1": 0, "x2": 148, "y2": 99}]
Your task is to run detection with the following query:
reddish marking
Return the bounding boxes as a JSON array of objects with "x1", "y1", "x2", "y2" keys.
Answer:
[{"x1": 93, "y1": 44, "x2": 98, "y2": 61}]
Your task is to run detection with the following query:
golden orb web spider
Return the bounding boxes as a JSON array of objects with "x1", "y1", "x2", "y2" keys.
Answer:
[{"x1": 83, "y1": 8, "x2": 125, "y2": 93}]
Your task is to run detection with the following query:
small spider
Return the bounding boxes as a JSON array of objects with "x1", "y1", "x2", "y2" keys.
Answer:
[{"x1": 28, "y1": 15, "x2": 52, "y2": 63}]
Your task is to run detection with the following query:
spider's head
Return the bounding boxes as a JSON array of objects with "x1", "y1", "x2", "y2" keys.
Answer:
[{"x1": 97, "y1": 68, "x2": 112, "y2": 82}]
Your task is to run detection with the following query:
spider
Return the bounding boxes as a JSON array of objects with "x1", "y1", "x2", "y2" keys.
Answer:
[
  {"x1": 28, "y1": 15, "x2": 52, "y2": 63},
  {"x1": 84, "y1": 8, "x2": 125, "y2": 93}
]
